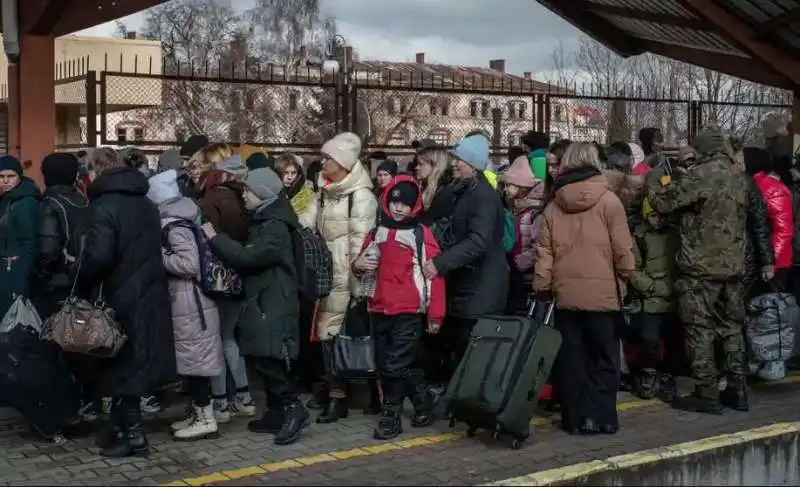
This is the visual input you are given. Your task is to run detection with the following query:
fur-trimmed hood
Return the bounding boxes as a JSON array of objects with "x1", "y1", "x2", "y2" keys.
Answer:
[{"x1": 603, "y1": 169, "x2": 644, "y2": 208}]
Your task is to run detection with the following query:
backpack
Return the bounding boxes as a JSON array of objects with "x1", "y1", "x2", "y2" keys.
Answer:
[
  {"x1": 161, "y1": 219, "x2": 243, "y2": 299},
  {"x1": 291, "y1": 227, "x2": 333, "y2": 301},
  {"x1": 44, "y1": 196, "x2": 88, "y2": 264},
  {"x1": 501, "y1": 209, "x2": 516, "y2": 253}
]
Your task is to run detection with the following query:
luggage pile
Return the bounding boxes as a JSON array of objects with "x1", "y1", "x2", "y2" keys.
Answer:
[
  {"x1": 0, "y1": 296, "x2": 80, "y2": 439},
  {"x1": 444, "y1": 300, "x2": 561, "y2": 449},
  {"x1": 746, "y1": 291, "x2": 798, "y2": 381}
]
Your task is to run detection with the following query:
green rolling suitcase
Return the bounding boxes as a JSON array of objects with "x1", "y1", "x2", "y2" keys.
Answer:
[{"x1": 445, "y1": 300, "x2": 561, "y2": 448}]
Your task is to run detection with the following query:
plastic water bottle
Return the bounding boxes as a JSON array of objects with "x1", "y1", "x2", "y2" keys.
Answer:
[{"x1": 362, "y1": 243, "x2": 380, "y2": 297}]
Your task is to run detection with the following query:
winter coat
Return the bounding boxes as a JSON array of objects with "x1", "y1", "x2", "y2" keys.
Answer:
[
  {"x1": 534, "y1": 166, "x2": 635, "y2": 311},
  {"x1": 211, "y1": 195, "x2": 300, "y2": 360},
  {"x1": 314, "y1": 163, "x2": 377, "y2": 340},
  {"x1": 630, "y1": 223, "x2": 679, "y2": 314},
  {"x1": 744, "y1": 176, "x2": 774, "y2": 292},
  {"x1": 0, "y1": 177, "x2": 40, "y2": 318},
  {"x1": 753, "y1": 172, "x2": 793, "y2": 269},
  {"x1": 355, "y1": 175, "x2": 446, "y2": 323},
  {"x1": 603, "y1": 169, "x2": 645, "y2": 226},
  {"x1": 159, "y1": 197, "x2": 223, "y2": 378},
  {"x1": 76, "y1": 167, "x2": 176, "y2": 397},
  {"x1": 433, "y1": 172, "x2": 509, "y2": 318},
  {"x1": 510, "y1": 183, "x2": 545, "y2": 274},
  {"x1": 31, "y1": 185, "x2": 88, "y2": 318},
  {"x1": 198, "y1": 171, "x2": 250, "y2": 243}
]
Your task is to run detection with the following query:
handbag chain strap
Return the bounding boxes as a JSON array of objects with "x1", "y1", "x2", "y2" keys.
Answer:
[{"x1": 67, "y1": 235, "x2": 106, "y2": 306}]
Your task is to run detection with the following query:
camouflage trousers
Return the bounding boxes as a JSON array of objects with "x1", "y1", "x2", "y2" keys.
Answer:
[{"x1": 676, "y1": 276, "x2": 746, "y2": 398}]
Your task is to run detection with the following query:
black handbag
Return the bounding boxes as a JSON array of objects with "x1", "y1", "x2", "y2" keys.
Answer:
[{"x1": 332, "y1": 297, "x2": 377, "y2": 379}]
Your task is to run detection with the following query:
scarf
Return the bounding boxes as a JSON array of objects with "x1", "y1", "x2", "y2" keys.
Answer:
[{"x1": 290, "y1": 184, "x2": 314, "y2": 217}]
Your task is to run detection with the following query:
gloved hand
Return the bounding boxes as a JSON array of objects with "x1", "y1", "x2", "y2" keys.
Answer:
[{"x1": 652, "y1": 281, "x2": 672, "y2": 298}]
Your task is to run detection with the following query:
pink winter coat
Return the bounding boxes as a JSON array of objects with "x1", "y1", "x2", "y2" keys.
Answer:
[
  {"x1": 160, "y1": 198, "x2": 224, "y2": 378},
  {"x1": 512, "y1": 182, "x2": 545, "y2": 274}
]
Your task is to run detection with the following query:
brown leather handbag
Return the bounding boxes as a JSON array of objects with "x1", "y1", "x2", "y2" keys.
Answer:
[{"x1": 42, "y1": 247, "x2": 127, "y2": 358}]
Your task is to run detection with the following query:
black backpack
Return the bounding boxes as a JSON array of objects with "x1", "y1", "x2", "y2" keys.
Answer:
[{"x1": 44, "y1": 195, "x2": 88, "y2": 265}]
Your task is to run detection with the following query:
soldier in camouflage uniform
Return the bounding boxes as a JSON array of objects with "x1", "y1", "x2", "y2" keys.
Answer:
[{"x1": 645, "y1": 125, "x2": 749, "y2": 414}]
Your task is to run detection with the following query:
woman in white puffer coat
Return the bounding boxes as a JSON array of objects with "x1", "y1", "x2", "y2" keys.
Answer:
[{"x1": 311, "y1": 132, "x2": 377, "y2": 424}]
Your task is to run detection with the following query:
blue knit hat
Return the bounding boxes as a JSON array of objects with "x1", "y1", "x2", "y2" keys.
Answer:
[
  {"x1": 452, "y1": 134, "x2": 490, "y2": 171},
  {"x1": 0, "y1": 155, "x2": 23, "y2": 176}
]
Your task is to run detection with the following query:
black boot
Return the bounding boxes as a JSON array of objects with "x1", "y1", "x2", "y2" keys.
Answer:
[
  {"x1": 635, "y1": 368, "x2": 659, "y2": 399},
  {"x1": 274, "y1": 402, "x2": 311, "y2": 445},
  {"x1": 306, "y1": 382, "x2": 328, "y2": 410},
  {"x1": 100, "y1": 403, "x2": 149, "y2": 458},
  {"x1": 672, "y1": 387, "x2": 723, "y2": 415},
  {"x1": 373, "y1": 405, "x2": 402, "y2": 440},
  {"x1": 362, "y1": 381, "x2": 382, "y2": 415},
  {"x1": 410, "y1": 385, "x2": 435, "y2": 428},
  {"x1": 316, "y1": 397, "x2": 348, "y2": 424},
  {"x1": 248, "y1": 409, "x2": 283, "y2": 434},
  {"x1": 658, "y1": 373, "x2": 678, "y2": 401},
  {"x1": 720, "y1": 377, "x2": 749, "y2": 412}
]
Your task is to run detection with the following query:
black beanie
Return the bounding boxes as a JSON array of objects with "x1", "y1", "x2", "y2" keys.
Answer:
[
  {"x1": 42, "y1": 152, "x2": 79, "y2": 187},
  {"x1": 0, "y1": 155, "x2": 23, "y2": 176},
  {"x1": 180, "y1": 134, "x2": 210, "y2": 158},
  {"x1": 388, "y1": 181, "x2": 419, "y2": 208},
  {"x1": 377, "y1": 159, "x2": 398, "y2": 177}
]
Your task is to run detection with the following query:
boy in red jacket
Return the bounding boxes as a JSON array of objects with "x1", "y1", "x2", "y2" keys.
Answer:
[{"x1": 353, "y1": 175, "x2": 445, "y2": 440}]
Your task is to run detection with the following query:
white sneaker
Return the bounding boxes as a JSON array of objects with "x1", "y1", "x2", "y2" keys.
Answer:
[
  {"x1": 214, "y1": 403, "x2": 232, "y2": 424},
  {"x1": 230, "y1": 397, "x2": 257, "y2": 417},
  {"x1": 174, "y1": 405, "x2": 219, "y2": 441},
  {"x1": 170, "y1": 403, "x2": 196, "y2": 432},
  {"x1": 140, "y1": 395, "x2": 163, "y2": 414}
]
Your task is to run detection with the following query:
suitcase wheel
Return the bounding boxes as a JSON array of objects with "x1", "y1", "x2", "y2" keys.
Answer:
[
  {"x1": 492, "y1": 430, "x2": 501, "y2": 441},
  {"x1": 511, "y1": 438, "x2": 523, "y2": 450},
  {"x1": 448, "y1": 416, "x2": 456, "y2": 428},
  {"x1": 466, "y1": 427, "x2": 478, "y2": 438}
]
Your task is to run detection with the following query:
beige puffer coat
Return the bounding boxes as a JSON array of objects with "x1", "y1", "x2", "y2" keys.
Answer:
[{"x1": 313, "y1": 163, "x2": 377, "y2": 340}]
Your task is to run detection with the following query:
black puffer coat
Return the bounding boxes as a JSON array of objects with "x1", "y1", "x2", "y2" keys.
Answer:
[
  {"x1": 432, "y1": 172, "x2": 508, "y2": 318},
  {"x1": 76, "y1": 167, "x2": 176, "y2": 397},
  {"x1": 31, "y1": 185, "x2": 89, "y2": 318},
  {"x1": 744, "y1": 176, "x2": 775, "y2": 294}
]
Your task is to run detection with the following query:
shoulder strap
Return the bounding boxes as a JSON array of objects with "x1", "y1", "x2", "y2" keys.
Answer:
[
  {"x1": 635, "y1": 233, "x2": 647, "y2": 264},
  {"x1": 348, "y1": 193, "x2": 354, "y2": 217},
  {"x1": 44, "y1": 196, "x2": 73, "y2": 262},
  {"x1": 413, "y1": 225, "x2": 428, "y2": 309}
]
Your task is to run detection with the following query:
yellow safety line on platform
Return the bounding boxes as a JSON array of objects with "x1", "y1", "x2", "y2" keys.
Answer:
[
  {"x1": 487, "y1": 421, "x2": 800, "y2": 486},
  {"x1": 161, "y1": 374, "x2": 800, "y2": 486}
]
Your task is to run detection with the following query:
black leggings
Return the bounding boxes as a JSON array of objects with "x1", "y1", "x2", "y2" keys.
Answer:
[{"x1": 186, "y1": 376, "x2": 212, "y2": 407}]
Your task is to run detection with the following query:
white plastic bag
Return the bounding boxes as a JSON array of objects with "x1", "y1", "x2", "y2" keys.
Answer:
[{"x1": 0, "y1": 295, "x2": 42, "y2": 335}]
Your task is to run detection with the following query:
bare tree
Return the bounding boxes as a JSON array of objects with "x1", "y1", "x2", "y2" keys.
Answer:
[
  {"x1": 548, "y1": 35, "x2": 791, "y2": 145},
  {"x1": 116, "y1": 0, "x2": 337, "y2": 145}
]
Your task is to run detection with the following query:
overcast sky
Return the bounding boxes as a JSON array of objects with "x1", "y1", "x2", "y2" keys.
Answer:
[{"x1": 77, "y1": 0, "x2": 582, "y2": 78}]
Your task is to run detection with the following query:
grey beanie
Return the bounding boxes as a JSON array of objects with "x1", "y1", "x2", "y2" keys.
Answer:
[{"x1": 244, "y1": 168, "x2": 283, "y2": 206}]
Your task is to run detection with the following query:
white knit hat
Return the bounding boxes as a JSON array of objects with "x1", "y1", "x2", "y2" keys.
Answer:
[{"x1": 321, "y1": 132, "x2": 362, "y2": 171}]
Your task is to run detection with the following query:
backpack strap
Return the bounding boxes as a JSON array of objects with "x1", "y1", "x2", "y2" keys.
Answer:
[
  {"x1": 413, "y1": 225, "x2": 429, "y2": 310},
  {"x1": 44, "y1": 196, "x2": 74, "y2": 263}
]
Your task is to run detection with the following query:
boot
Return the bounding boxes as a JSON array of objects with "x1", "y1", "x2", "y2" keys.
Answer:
[
  {"x1": 248, "y1": 409, "x2": 283, "y2": 434},
  {"x1": 170, "y1": 401, "x2": 196, "y2": 432},
  {"x1": 174, "y1": 405, "x2": 219, "y2": 441},
  {"x1": 100, "y1": 405, "x2": 149, "y2": 458},
  {"x1": 362, "y1": 381, "x2": 382, "y2": 415},
  {"x1": 316, "y1": 397, "x2": 348, "y2": 424},
  {"x1": 95, "y1": 404, "x2": 121, "y2": 449},
  {"x1": 410, "y1": 385, "x2": 435, "y2": 428},
  {"x1": 672, "y1": 387, "x2": 723, "y2": 415},
  {"x1": 274, "y1": 402, "x2": 311, "y2": 445},
  {"x1": 579, "y1": 418, "x2": 600, "y2": 435},
  {"x1": 720, "y1": 377, "x2": 749, "y2": 412},
  {"x1": 373, "y1": 404, "x2": 403, "y2": 440},
  {"x1": 635, "y1": 368, "x2": 659, "y2": 399},
  {"x1": 658, "y1": 373, "x2": 678, "y2": 401},
  {"x1": 306, "y1": 382, "x2": 328, "y2": 410}
]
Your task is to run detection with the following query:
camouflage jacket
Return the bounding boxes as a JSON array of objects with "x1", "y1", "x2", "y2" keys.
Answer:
[{"x1": 646, "y1": 154, "x2": 748, "y2": 279}]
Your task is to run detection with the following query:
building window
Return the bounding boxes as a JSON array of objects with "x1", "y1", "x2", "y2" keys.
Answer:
[
  {"x1": 429, "y1": 99, "x2": 450, "y2": 116},
  {"x1": 441, "y1": 100, "x2": 450, "y2": 116},
  {"x1": 470, "y1": 99, "x2": 489, "y2": 118},
  {"x1": 507, "y1": 131, "x2": 524, "y2": 146},
  {"x1": 386, "y1": 98, "x2": 397, "y2": 115},
  {"x1": 133, "y1": 127, "x2": 144, "y2": 141},
  {"x1": 288, "y1": 92, "x2": 299, "y2": 111},
  {"x1": 508, "y1": 101, "x2": 526, "y2": 120},
  {"x1": 429, "y1": 129, "x2": 449, "y2": 147},
  {"x1": 388, "y1": 131, "x2": 406, "y2": 146},
  {"x1": 553, "y1": 104, "x2": 565, "y2": 122},
  {"x1": 116, "y1": 127, "x2": 127, "y2": 143}
]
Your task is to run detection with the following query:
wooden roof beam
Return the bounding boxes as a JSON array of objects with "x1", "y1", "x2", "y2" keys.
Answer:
[
  {"x1": 679, "y1": 0, "x2": 800, "y2": 89},
  {"x1": 755, "y1": 6, "x2": 800, "y2": 37},
  {"x1": 536, "y1": 0, "x2": 643, "y2": 57},
  {"x1": 643, "y1": 41, "x2": 791, "y2": 89},
  {"x1": 572, "y1": 0, "x2": 710, "y2": 30},
  {"x1": 29, "y1": 0, "x2": 74, "y2": 35}
]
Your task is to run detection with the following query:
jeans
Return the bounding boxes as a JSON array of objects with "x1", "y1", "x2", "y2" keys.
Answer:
[{"x1": 211, "y1": 300, "x2": 250, "y2": 399}]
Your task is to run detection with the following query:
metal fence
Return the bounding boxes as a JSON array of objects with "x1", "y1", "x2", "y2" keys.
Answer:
[{"x1": 42, "y1": 57, "x2": 793, "y2": 156}]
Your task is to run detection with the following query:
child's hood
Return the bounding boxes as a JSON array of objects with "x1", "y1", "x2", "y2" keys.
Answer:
[{"x1": 380, "y1": 174, "x2": 424, "y2": 217}]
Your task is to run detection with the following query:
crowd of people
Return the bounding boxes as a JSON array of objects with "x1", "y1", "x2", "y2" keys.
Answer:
[{"x1": 0, "y1": 122, "x2": 797, "y2": 457}]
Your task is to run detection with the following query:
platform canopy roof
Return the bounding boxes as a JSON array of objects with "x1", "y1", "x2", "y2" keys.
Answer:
[
  {"x1": 4, "y1": 0, "x2": 164, "y2": 38},
  {"x1": 537, "y1": 0, "x2": 800, "y2": 91}
]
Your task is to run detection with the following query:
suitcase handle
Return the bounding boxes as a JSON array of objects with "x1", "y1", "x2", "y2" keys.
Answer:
[{"x1": 528, "y1": 298, "x2": 556, "y2": 325}]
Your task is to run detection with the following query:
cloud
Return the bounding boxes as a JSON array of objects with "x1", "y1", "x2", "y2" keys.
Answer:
[{"x1": 77, "y1": 0, "x2": 581, "y2": 74}]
